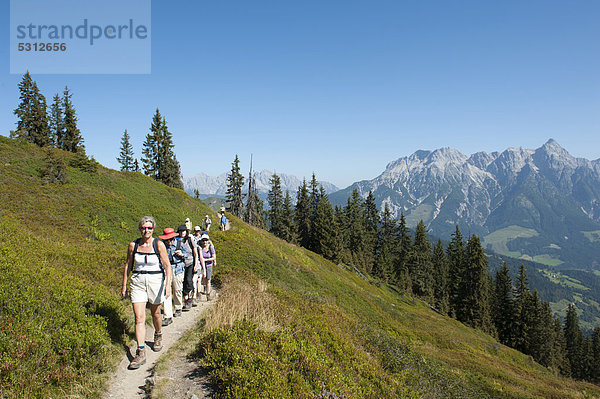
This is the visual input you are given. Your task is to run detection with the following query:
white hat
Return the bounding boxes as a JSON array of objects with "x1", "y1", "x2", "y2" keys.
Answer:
[
  {"x1": 200, "y1": 233, "x2": 210, "y2": 240},
  {"x1": 194, "y1": 225, "x2": 201, "y2": 231},
  {"x1": 185, "y1": 218, "x2": 190, "y2": 222}
]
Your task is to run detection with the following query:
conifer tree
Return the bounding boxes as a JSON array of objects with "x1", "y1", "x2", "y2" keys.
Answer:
[
  {"x1": 141, "y1": 110, "x2": 182, "y2": 188},
  {"x1": 268, "y1": 173, "x2": 284, "y2": 238},
  {"x1": 281, "y1": 190, "x2": 296, "y2": 243},
  {"x1": 564, "y1": 303, "x2": 585, "y2": 379},
  {"x1": 244, "y1": 159, "x2": 265, "y2": 228},
  {"x1": 225, "y1": 154, "x2": 245, "y2": 218},
  {"x1": 117, "y1": 129, "x2": 136, "y2": 171},
  {"x1": 62, "y1": 86, "x2": 84, "y2": 153},
  {"x1": 133, "y1": 159, "x2": 140, "y2": 172},
  {"x1": 407, "y1": 220, "x2": 433, "y2": 300},
  {"x1": 364, "y1": 191, "x2": 379, "y2": 269},
  {"x1": 295, "y1": 180, "x2": 312, "y2": 249},
  {"x1": 431, "y1": 239, "x2": 449, "y2": 314},
  {"x1": 12, "y1": 72, "x2": 51, "y2": 146},
  {"x1": 592, "y1": 327, "x2": 600, "y2": 382},
  {"x1": 493, "y1": 262, "x2": 515, "y2": 346},
  {"x1": 307, "y1": 173, "x2": 321, "y2": 251},
  {"x1": 394, "y1": 212, "x2": 412, "y2": 290},
  {"x1": 447, "y1": 225, "x2": 465, "y2": 319},
  {"x1": 553, "y1": 317, "x2": 571, "y2": 376},
  {"x1": 513, "y1": 263, "x2": 532, "y2": 353},
  {"x1": 375, "y1": 204, "x2": 398, "y2": 282},
  {"x1": 194, "y1": 189, "x2": 200, "y2": 199},
  {"x1": 462, "y1": 234, "x2": 492, "y2": 332},
  {"x1": 312, "y1": 191, "x2": 338, "y2": 260},
  {"x1": 49, "y1": 94, "x2": 64, "y2": 148}
]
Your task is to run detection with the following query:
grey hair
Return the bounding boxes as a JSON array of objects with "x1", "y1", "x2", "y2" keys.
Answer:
[{"x1": 138, "y1": 216, "x2": 156, "y2": 229}]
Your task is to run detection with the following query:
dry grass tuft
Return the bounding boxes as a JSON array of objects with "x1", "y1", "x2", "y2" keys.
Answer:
[{"x1": 204, "y1": 273, "x2": 277, "y2": 332}]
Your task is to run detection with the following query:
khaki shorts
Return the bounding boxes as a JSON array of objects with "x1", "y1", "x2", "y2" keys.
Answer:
[{"x1": 130, "y1": 272, "x2": 165, "y2": 305}]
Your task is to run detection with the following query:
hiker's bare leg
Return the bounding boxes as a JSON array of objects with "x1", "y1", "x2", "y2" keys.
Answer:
[
  {"x1": 133, "y1": 302, "x2": 147, "y2": 346},
  {"x1": 150, "y1": 304, "x2": 161, "y2": 333}
]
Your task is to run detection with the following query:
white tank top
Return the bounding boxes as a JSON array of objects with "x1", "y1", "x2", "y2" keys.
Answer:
[{"x1": 133, "y1": 238, "x2": 162, "y2": 273}]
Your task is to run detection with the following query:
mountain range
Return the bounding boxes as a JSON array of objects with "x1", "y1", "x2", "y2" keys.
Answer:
[
  {"x1": 183, "y1": 170, "x2": 339, "y2": 201},
  {"x1": 330, "y1": 139, "x2": 600, "y2": 270}
]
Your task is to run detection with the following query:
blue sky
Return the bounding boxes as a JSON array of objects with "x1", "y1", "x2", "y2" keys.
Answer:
[{"x1": 1, "y1": 0, "x2": 599, "y2": 188}]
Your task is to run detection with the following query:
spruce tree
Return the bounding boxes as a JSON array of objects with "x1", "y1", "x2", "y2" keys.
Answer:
[
  {"x1": 295, "y1": 180, "x2": 312, "y2": 249},
  {"x1": 141, "y1": 110, "x2": 182, "y2": 188},
  {"x1": 407, "y1": 220, "x2": 433, "y2": 300},
  {"x1": 62, "y1": 86, "x2": 84, "y2": 153},
  {"x1": 281, "y1": 190, "x2": 296, "y2": 243},
  {"x1": 554, "y1": 317, "x2": 571, "y2": 376},
  {"x1": 393, "y1": 212, "x2": 412, "y2": 290},
  {"x1": 513, "y1": 263, "x2": 532, "y2": 353},
  {"x1": 592, "y1": 327, "x2": 600, "y2": 382},
  {"x1": 268, "y1": 173, "x2": 284, "y2": 237},
  {"x1": 225, "y1": 154, "x2": 245, "y2": 218},
  {"x1": 493, "y1": 263, "x2": 515, "y2": 346},
  {"x1": 117, "y1": 129, "x2": 136, "y2": 171},
  {"x1": 133, "y1": 159, "x2": 140, "y2": 172},
  {"x1": 312, "y1": 191, "x2": 337, "y2": 260},
  {"x1": 49, "y1": 94, "x2": 64, "y2": 148},
  {"x1": 462, "y1": 234, "x2": 492, "y2": 332},
  {"x1": 447, "y1": 225, "x2": 465, "y2": 319},
  {"x1": 364, "y1": 191, "x2": 379, "y2": 270},
  {"x1": 12, "y1": 72, "x2": 51, "y2": 146},
  {"x1": 375, "y1": 204, "x2": 398, "y2": 282},
  {"x1": 431, "y1": 239, "x2": 449, "y2": 314},
  {"x1": 564, "y1": 303, "x2": 585, "y2": 379}
]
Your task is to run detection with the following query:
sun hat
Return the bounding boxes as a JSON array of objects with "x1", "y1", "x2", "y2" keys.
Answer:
[
  {"x1": 185, "y1": 218, "x2": 190, "y2": 222},
  {"x1": 159, "y1": 227, "x2": 177, "y2": 240},
  {"x1": 177, "y1": 224, "x2": 187, "y2": 232},
  {"x1": 194, "y1": 225, "x2": 201, "y2": 231},
  {"x1": 200, "y1": 233, "x2": 210, "y2": 241}
]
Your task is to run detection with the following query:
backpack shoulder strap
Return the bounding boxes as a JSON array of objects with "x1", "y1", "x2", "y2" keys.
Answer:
[
  {"x1": 129, "y1": 238, "x2": 141, "y2": 271},
  {"x1": 152, "y1": 238, "x2": 163, "y2": 268},
  {"x1": 176, "y1": 239, "x2": 181, "y2": 251}
]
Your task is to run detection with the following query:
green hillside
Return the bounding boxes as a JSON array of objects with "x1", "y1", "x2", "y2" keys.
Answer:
[{"x1": 1, "y1": 136, "x2": 599, "y2": 398}]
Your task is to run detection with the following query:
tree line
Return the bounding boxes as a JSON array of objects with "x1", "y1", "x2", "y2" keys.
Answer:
[{"x1": 227, "y1": 164, "x2": 600, "y2": 384}]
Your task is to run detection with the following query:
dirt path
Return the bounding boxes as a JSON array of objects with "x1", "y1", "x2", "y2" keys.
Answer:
[{"x1": 104, "y1": 293, "x2": 217, "y2": 399}]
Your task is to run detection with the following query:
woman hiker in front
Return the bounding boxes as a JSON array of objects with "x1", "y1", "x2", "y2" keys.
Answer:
[{"x1": 122, "y1": 216, "x2": 172, "y2": 369}]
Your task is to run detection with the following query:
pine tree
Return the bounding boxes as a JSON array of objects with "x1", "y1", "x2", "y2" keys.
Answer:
[
  {"x1": 592, "y1": 327, "x2": 600, "y2": 382},
  {"x1": 407, "y1": 220, "x2": 433, "y2": 300},
  {"x1": 133, "y1": 159, "x2": 140, "y2": 172},
  {"x1": 393, "y1": 212, "x2": 412, "y2": 290},
  {"x1": 225, "y1": 154, "x2": 245, "y2": 218},
  {"x1": 49, "y1": 94, "x2": 64, "y2": 148},
  {"x1": 431, "y1": 239, "x2": 449, "y2": 314},
  {"x1": 62, "y1": 86, "x2": 84, "y2": 153},
  {"x1": 117, "y1": 129, "x2": 136, "y2": 171},
  {"x1": 447, "y1": 225, "x2": 465, "y2": 319},
  {"x1": 194, "y1": 189, "x2": 200, "y2": 199},
  {"x1": 462, "y1": 234, "x2": 492, "y2": 332},
  {"x1": 141, "y1": 110, "x2": 161, "y2": 179},
  {"x1": 493, "y1": 262, "x2": 515, "y2": 346},
  {"x1": 268, "y1": 173, "x2": 284, "y2": 238},
  {"x1": 12, "y1": 72, "x2": 51, "y2": 146},
  {"x1": 245, "y1": 158, "x2": 265, "y2": 228},
  {"x1": 553, "y1": 317, "x2": 571, "y2": 376},
  {"x1": 363, "y1": 191, "x2": 379, "y2": 272},
  {"x1": 295, "y1": 180, "x2": 312, "y2": 249}
]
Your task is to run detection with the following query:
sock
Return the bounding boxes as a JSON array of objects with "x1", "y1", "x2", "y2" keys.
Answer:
[{"x1": 138, "y1": 345, "x2": 145, "y2": 350}]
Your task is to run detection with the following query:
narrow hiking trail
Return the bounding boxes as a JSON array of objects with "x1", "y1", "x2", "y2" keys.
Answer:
[{"x1": 104, "y1": 293, "x2": 217, "y2": 399}]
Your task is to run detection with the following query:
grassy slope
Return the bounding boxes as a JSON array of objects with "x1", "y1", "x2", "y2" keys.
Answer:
[{"x1": 0, "y1": 136, "x2": 598, "y2": 398}]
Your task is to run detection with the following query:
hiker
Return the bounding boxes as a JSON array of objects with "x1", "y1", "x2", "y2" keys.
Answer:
[
  {"x1": 178, "y1": 225, "x2": 198, "y2": 310},
  {"x1": 199, "y1": 232, "x2": 216, "y2": 300},
  {"x1": 185, "y1": 217, "x2": 192, "y2": 231},
  {"x1": 219, "y1": 204, "x2": 226, "y2": 216},
  {"x1": 204, "y1": 215, "x2": 212, "y2": 232},
  {"x1": 220, "y1": 213, "x2": 227, "y2": 231},
  {"x1": 122, "y1": 216, "x2": 172, "y2": 370},
  {"x1": 161, "y1": 226, "x2": 189, "y2": 326},
  {"x1": 191, "y1": 226, "x2": 205, "y2": 300}
]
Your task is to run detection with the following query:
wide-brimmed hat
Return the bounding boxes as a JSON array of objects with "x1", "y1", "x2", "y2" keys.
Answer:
[
  {"x1": 194, "y1": 225, "x2": 201, "y2": 231},
  {"x1": 159, "y1": 227, "x2": 177, "y2": 240},
  {"x1": 200, "y1": 233, "x2": 210, "y2": 241}
]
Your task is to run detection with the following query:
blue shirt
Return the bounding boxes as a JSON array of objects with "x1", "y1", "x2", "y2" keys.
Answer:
[{"x1": 166, "y1": 237, "x2": 188, "y2": 274}]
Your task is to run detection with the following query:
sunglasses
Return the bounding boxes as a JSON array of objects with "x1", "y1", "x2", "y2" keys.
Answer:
[{"x1": 140, "y1": 226, "x2": 154, "y2": 231}]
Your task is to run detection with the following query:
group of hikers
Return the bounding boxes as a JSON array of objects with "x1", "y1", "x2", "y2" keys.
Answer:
[{"x1": 121, "y1": 214, "x2": 220, "y2": 370}]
